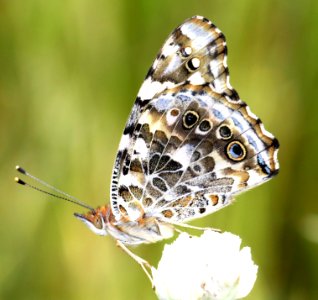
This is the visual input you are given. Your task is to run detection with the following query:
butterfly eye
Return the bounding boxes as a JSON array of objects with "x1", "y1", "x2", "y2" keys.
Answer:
[
  {"x1": 183, "y1": 110, "x2": 199, "y2": 129},
  {"x1": 226, "y1": 141, "x2": 246, "y2": 161},
  {"x1": 94, "y1": 217, "x2": 103, "y2": 229},
  {"x1": 218, "y1": 125, "x2": 232, "y2": 140},
  {"x1": 186, "y1": 57, "x2": 200, "y2": 72}
]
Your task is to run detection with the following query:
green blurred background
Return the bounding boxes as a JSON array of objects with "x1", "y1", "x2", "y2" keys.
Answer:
[{"x1": 1, "y1": 0, "x2": 318, "y2": 299}]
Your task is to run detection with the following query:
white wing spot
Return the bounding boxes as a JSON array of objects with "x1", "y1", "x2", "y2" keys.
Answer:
[
  {"x1": 184, "y1": 46, "x2": 192, "y2": 56},
  {"x1": 166, "y1": 108, "x2": 180, "y2": 126},
  {"x1": 191, "y1": 57, "x2": 200, "y2": 69}
]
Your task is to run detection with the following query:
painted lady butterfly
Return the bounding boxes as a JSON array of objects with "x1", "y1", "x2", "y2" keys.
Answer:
[{"x1": 16, "y1": 16, "x2": 279, "y2": 281}]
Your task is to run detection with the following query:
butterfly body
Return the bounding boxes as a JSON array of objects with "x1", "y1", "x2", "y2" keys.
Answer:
[
  {"x1": 75, "y1": 16, "x2": 279, "y2": 245},
  {"x1": 75, "y1": 205, "x2": 174, "y2": 245}
]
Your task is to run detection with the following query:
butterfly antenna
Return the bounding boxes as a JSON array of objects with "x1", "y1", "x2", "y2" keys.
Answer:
[{"x1": 15, "y1": 165, "x2": 94, "y2": 211}]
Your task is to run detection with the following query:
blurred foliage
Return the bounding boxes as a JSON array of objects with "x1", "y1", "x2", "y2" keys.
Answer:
[{"x1": 1, "y1": 0, "x2": 318, "y2": 299}]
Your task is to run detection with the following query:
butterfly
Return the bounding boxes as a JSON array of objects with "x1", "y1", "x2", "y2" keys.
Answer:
[{"x1": 16, "y1": 15, "x2": 279, "y2": 282}]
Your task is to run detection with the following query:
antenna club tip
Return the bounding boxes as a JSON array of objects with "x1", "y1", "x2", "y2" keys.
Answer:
[
  {"x1": 15, "y1": 177, "x2": 26, "y2": 185},
  {"x1": 16, "y1": 165, "x2": 26, "y2": 174}
]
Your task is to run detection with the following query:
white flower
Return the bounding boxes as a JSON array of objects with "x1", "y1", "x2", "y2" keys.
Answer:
[{"x1": 152, "y1": 230, "x2": 258, "y2": 300}]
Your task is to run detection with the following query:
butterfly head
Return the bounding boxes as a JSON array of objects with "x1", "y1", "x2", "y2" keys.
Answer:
[{"x1": 74, "y1": 206, "x2": 109, "y2": 236}]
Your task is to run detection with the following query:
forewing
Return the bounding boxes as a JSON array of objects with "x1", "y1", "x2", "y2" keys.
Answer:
[
  {"x1": 111, "y1": 16, "x2": 234, "y2": 219},
  {"x1": 110, "y1": 16, "x2": 279, "y2": 222}
]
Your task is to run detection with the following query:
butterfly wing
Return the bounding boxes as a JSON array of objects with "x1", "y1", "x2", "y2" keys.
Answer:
[{"x1": 110, "y1": 16, "x2": 279, "y2": 223}]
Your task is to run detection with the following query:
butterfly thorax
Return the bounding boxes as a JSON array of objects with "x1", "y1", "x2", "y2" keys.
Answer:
[{"x1": 75, "y1": 205, "x2": 174, "y2": 245}]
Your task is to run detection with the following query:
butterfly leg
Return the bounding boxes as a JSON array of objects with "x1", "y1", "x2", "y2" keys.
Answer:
[
  {"x1": 169, "y1": 221, "x2": 221, "y2": 232},
  {"x1": 116, "y1": 240, "x2": 154, "y2": 285}
]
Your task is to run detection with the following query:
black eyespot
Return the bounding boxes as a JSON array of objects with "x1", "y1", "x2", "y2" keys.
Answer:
[
  {"x1": 183, "y1": 111, "x2": 199, "y2": 129},
  {"x1": 186, "y1": 57, "x2": 200, "y2": 72},
  {"x1": 219, "y1": 125, "x2": 232, "y2": 139},
  {"x1": 226, "y1": 141, "x2": 246, "y2": 161},
  {"x1": 199, "y1": 120, "x2": 212, "y2": 132}
]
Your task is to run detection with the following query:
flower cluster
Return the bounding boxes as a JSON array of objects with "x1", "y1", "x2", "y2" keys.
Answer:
[{"x1": 152, "y1": 230, "x2": 258, "y2": 300}]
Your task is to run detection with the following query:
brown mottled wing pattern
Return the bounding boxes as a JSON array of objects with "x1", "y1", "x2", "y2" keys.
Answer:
[{"x1": 110, "y1": 16, "x2": 279, "y2": 223}]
